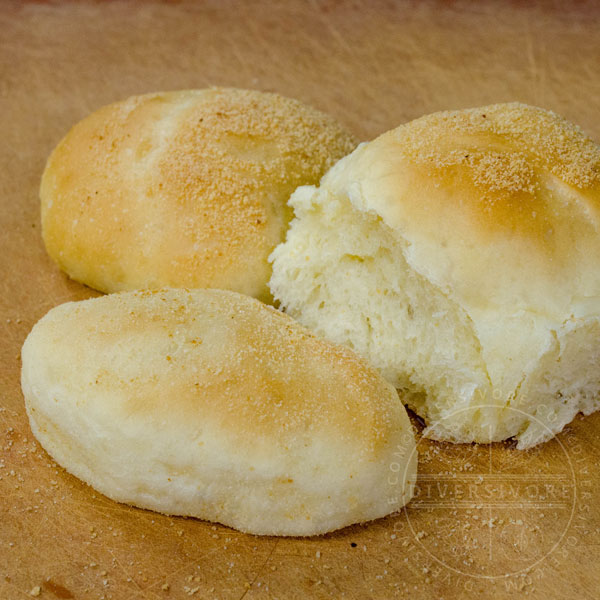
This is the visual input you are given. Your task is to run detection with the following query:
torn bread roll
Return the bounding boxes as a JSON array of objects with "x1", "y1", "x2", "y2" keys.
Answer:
[
  {"x1": 270, "y1": 102, "x2": 600, "y2": 449},
  {"x1": 40, "y1": 88, "x2": 357, "y2": 302},
  {"x1": 21, "y1": 288, "x2": 416, "y2": 536}
]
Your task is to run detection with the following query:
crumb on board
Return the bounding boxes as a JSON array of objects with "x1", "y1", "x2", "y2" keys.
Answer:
[{"x1": 183, "y1": 586, "x2": 200, "y2": 596}]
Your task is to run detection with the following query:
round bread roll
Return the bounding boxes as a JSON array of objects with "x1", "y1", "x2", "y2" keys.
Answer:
[
  {"x1": 21, "y1": 288, "x2": 416, "y2": 536},
  {"x1": 270, "y1": 102, "x2": 600, "y2": 449},
  {"x1": 40, "y1": 88, "x2": 356, "y2": 301}
]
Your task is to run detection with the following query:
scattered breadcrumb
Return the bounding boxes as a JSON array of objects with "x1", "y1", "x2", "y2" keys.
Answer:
[{"x1": 183, "y1": 586, "x2": 200, "y2": 596}]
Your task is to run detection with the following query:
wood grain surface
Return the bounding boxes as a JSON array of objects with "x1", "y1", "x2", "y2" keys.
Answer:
[{"x1": 1, "y1": 1, "x2": 600, "y2": 599}]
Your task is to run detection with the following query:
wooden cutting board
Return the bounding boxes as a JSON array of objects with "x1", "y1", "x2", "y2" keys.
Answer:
[{"x1": 1, "y1": 1, "x2": 600, "y2": 598}]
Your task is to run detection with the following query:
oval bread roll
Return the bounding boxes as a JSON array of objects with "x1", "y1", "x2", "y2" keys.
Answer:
[
  {"x1": 270, "y1": 102, "x2": 600, "y2": 449},
  {"x1": 40, "y1": 88, "x2": 357, "y2": 301},
  {"x1": 21, "y1": 289, "x2": 416, "y2": 536}
]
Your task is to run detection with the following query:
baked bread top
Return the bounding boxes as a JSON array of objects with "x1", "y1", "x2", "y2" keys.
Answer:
[
  {"x1": 41, "y1": 88, "x2": 357, "y2": 301},
  {"x1": 21, "y1": 288, "x2": 416, "y2": 535},
  {"x1": 331, "y1": 102, "x2": 600, "y2": 320}
]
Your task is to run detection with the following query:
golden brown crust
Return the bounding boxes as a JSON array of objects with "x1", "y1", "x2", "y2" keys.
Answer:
[
  {"x1": 337, "y1": 102, "x2": 600, "y2": 316},
  {"x1": 373, "y1": 102, "x2": 600, "y2": 247},
  {"x1": 395, "y1": 102, "x2": 600, "y2": 190},
  {"x1": 40, "y1": 89, "x2": 357, "y2": 300}
]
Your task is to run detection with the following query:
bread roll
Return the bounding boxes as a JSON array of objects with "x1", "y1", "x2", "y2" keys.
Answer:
[
  {"x1": 270, "y1": 102, "x2": 600, "y2": 448},
  {"x1": 21, "y1": 288, "x2": 416, "y2": 536},
  {"x1": 40, "y1": 88, "x2": 356, "y2": 302}
]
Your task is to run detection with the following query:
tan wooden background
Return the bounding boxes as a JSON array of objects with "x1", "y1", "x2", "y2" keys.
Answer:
[{"x1": 1, "y1": 1, "x2": 599, "y2": 598}]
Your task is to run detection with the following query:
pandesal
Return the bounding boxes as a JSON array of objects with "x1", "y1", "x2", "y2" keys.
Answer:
[
  {"x1": 270, "y1": 102, "x2": 600, "y2": 448},
  {"x1": 21, "y1": 288, "x2": 416, "y2": 536},
  {"x1": 40, "y1": 88, "x2": 356, "y2": 301}
]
